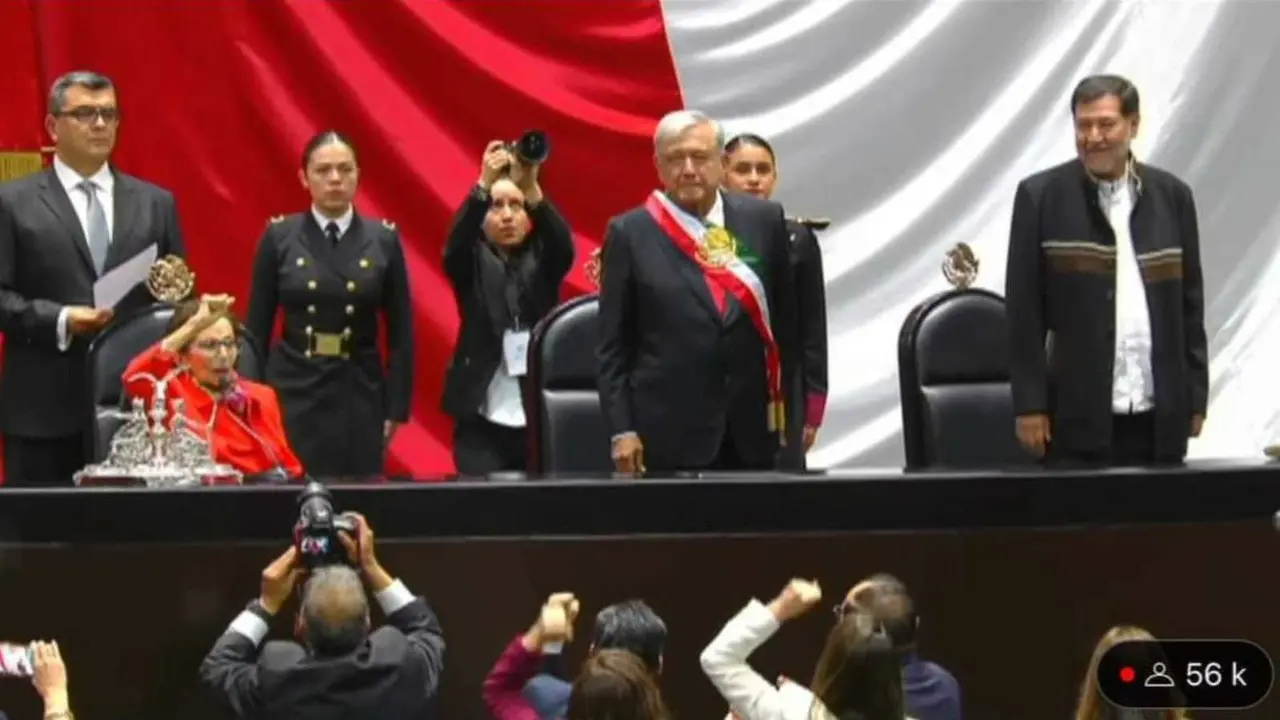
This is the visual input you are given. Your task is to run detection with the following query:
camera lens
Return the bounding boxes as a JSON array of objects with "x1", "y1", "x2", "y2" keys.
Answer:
[{"x1": 516, "y1": 130, "x2": 549, "y2": 164}]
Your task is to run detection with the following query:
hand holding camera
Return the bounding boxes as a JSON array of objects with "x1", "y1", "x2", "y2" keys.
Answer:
[
  {"x1": 259, "y1": 546, "x2": 302, "y2": 614},
  {"x1": 476, "y1": 132, "x2": 549, "y2": 201},
  {"x1": 478, "y1": 140, "x2": 514, "y2": 191}
]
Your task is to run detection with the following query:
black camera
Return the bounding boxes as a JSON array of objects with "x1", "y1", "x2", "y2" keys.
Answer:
[
  {"x1": 293, "y1": 481, "x2": 358, "y2": 570},
  {"x1": 508, "y1": 130, "x2": 549, "y2": 164}
]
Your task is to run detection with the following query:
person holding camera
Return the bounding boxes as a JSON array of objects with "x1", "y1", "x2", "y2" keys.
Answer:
[
  {"x1": 199, "y1": 512, "x2": 445, "y2": 719},
  {"x1": 244, "y1": 131, "x2": 414, "y2": 481},
  {"x1": 441, "y1": 138, "x2": 574, "y2": 475}
]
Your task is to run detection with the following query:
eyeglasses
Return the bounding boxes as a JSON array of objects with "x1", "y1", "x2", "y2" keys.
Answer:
[
  {"x1": 57, "y1": 106, "x2": 120, "y2": 124},
  {"x1": 192, "y1": 339, "x2": 238, "y2": 355}
]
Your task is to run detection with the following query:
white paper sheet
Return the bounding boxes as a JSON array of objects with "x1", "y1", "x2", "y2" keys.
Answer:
[{"x1": 94, "y1": 243, "x2": 158, "y2": 309}]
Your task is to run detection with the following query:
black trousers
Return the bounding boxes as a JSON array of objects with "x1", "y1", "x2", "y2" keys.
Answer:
[
  {"x1": 2, "y1": 433, "x2": 86, "y2": 487},
  {"x1": 452, "y1": 416, "x2": 527, "y2": 476},
  {"x1": 1048, "y1": 412, "x2": 1156, "y2": 468}
]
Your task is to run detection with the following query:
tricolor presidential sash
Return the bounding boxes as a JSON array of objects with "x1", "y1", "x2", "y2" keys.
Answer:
[{"x1": 644, "y1": 190, "x2": 785, "y2": 433}]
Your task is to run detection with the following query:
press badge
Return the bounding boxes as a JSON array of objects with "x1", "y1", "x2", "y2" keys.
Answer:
[{"x1": 503, "y1": 329, "x2": 531, "y2": 377}]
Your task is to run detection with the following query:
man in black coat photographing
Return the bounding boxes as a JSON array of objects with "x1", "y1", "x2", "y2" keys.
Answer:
[{"x1": 200, "y1": 511, "x2": 445, "y2": 719}]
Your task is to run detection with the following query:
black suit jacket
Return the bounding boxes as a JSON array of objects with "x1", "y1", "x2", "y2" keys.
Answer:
[
  {"x1": 782, "y1": 219, "x2": 828, "y2": 468},
  {"x1": 1004, "y1": 159, "x2": 1208, "y2": 461},
  {"x1": 596, "y1": 190, "x2": 798, "y2": 471},
  {"x1": 0, "y1": 166, "x2": 185, "y2": 437},
  {"x1": 440, "y1": 186, "x2": 574, "y2": 420},
  {"x1": 200, "y1": 597, "x2": 445, "y2": 720}
]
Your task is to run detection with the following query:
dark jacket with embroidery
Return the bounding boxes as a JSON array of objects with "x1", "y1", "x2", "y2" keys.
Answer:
[{"x1": 1004, "y1": 159, "x2": 1208, "y2": 461}]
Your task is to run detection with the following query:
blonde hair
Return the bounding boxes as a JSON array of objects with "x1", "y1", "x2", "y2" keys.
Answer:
[{"x1": 1074, "y1": 626, "x2": 1189, "y2": 720}]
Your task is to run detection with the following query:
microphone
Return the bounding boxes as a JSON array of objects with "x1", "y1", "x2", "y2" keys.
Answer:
[{"x1": 215, "y1": 378, "x2": 291, "y2": 484}]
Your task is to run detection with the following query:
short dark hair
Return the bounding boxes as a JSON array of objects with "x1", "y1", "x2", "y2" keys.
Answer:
[
  {"x1": 854, "y1": 574, "x2": 918, "y2": 649},
  {"x1": 166, "y1": 300, "x2": 244, "y2": 351},
  {"x1": 1071, "y1": 74, "x2": 1140, "y2": 117},
  {"x1": 48, "y1": 71, "x2": 115, "y2": 114},
  {"x1": 592, "y1": 600, "x2": 666, "y2": 672},
  {"x1": 723, "y1": 133, "x2": 776, "y2": 163},
  {"x1": 302, "y1": 130, "x2": 359, "y2": 170},
  {"x1": 301, "y1": 566, "x2": 369, "y2": 657}
]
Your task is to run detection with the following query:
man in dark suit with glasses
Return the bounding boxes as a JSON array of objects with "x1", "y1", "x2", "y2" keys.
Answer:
[{"x1": 0, "y1": 70, "x2": 186, "y2": 485}]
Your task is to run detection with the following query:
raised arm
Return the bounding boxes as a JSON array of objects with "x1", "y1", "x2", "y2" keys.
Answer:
[
  {"x1": 700, "y1": 580, "x2": 822, "y2": 720},
  {"x1": 484, "y1": 593, "x2": 579, "y2": 720},
  {"x1": 444, "y1": 141, "x2": 514, "y2": 290},
  {"x1": 527, "y1": 199, "x2": 575, "y2": 290},
  {"x1": 199, "y1": 545, "x2": 301, "y2": 718},
  {"x1": 343, "y1": 513, "x2": 445, "y2": 697}
]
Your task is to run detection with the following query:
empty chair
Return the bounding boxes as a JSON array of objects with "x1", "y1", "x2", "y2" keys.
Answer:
[
  {"x1": 897, "y1": 288, "x2": 1031, "y2": 470},
  {"x1": 526, "y1": 295, "x2": 612, "y2": 474}
]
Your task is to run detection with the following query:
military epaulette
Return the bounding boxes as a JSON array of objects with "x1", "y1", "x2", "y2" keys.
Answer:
[
  {"x1": 268, "y1": 214, "x2": 287, "y2": 225},
  {"x1": 381, "y1": 219, "x2": 397, "y2": 231},
  {"x1": 787, "y1": 216, "x2": 832, "y2": 231}
]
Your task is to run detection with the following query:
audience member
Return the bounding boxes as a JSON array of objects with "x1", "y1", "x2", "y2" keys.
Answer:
[
  {"x1": 483, "y1": 592, "x2": 581, "y2": 720},
  {"x1": 484, "y1": 594, "x2": 667, "y2": 720},
  {"x1": 524, "y1": 599, "x2": 667, "y2": 719},
  {"x1": 1074, "y1": 625, "x2": 1187, "y2": 720},
  {"x1": 199, "y1": 513, "x2": 445, "y2": 719},
  {"x1": 847, "y1": 575, "x2": 961, "y2": 720},
  {"x1": 568, "y1": 650, "x2": 670, "y2": 720},
  {"x1": 701, "y1": 578, "x2": 912, "y2": 720}
]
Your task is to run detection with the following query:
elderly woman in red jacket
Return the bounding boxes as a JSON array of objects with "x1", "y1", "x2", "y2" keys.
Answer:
[{"x1": 123, "y1": 293, "x2": 304, "y2": 480}]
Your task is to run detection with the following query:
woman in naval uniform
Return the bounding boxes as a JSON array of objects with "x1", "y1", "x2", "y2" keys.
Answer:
[
  {"x1": 244, "y1": 131, "x2": 413, "y2": 480},
  {"x1": 721, "y1": 133, "x2": 828, "y2": 469}
]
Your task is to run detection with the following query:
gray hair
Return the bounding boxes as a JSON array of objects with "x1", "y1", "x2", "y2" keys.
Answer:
[
  {"x1": 48, "y1": 71, "x2": 115, "y2": 114},
  {"x1": 653, "y1": 109, "x2": 724, "y2": 153},
  {"x1": 301, "y1": 566, "x2": 369, "y2": 656}
]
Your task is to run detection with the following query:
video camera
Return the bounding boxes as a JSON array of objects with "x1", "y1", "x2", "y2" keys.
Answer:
[
  {"x1": 293, "y1": 481, "x2": 358, "y2": 570},
  {"x1": 507, "y1": 130, "x2": 550, "y2": 164}
]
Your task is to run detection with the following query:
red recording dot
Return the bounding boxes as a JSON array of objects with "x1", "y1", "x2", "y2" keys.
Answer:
[{"x1": 1119, "y1": 666, "x2": 1136, "y2": 683}]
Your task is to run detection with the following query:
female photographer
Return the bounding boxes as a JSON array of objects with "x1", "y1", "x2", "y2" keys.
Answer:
[{"x1": 441, "y1": 140, "x2": 574, "y2": 475}]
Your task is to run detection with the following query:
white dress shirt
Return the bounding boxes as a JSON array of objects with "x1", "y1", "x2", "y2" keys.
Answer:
[
  {"x1": 311, "y1": 205, "x2": 353, "y2": 237},
  {"x1": 705, "y1": 189, "x2": 726, "y2": 228},
  {"x1": 481, "y1": 363, "x2": 526, "y2": 428},
  {"x1": 1100, "y1": 176, "x2": 1154, "y2": 414},
  {"x1": 53, "y1": 156, "x2": 115, "y2": 352}
]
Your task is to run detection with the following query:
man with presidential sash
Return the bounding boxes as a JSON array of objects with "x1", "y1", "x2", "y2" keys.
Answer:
[{"x1": 596, "y1": 110, "x2": 798, "y2": 475}]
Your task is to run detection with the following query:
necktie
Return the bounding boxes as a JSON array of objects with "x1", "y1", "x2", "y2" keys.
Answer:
[
  {"x1": 80, "y1": 180, "x2": 109, "y2": 274},
  {"x1": 325, "y1": 222, "x2": 340, "y2": 246}
]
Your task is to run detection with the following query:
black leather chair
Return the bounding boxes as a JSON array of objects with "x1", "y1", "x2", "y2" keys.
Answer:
[
  {"x1": 525, "y1": 295, "x2": 612, "y2": 474},
  {"x1": 84, "y1": 306, "x2": 267, "y2": 462},
  {"x1": 85, "y1": 303, "x2": 176, "y2": 461},
  {"x1": 897, "y1": 288, "x2": 1031, "y2": 470}
]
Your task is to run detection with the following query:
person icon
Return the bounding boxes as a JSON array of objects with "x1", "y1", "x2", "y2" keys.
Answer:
[{"x1": 1144, "y1": 662, "x2": 1176, "y2": 688}]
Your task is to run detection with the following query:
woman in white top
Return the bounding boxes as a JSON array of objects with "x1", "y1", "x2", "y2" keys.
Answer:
[{"x1": 700, "y1": 579, "x2": 911, "y2": 720}]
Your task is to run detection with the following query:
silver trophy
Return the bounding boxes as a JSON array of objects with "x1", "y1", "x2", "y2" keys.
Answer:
[{"x1": 74, "y1": 368, "x2": 243, "y2": 488}]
